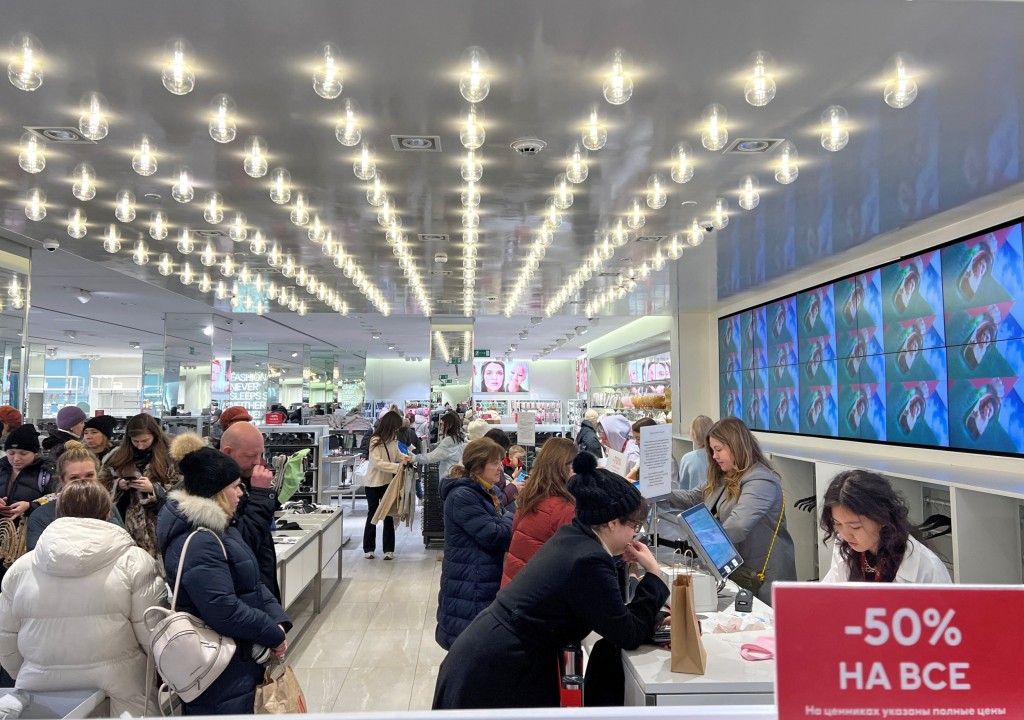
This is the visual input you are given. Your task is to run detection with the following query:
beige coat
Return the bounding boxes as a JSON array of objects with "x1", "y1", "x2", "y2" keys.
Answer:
[{"x1": 366, "y1": 438, "x2": 403, "y2": 488}]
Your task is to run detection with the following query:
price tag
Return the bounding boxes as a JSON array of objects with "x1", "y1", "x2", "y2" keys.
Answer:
[
  {"x1": 774, "y1": 584, "x2": 1024, "y2": 718},
  {"x1": 605, "y1": 449, "x2": 629, "y2": 477},
  {"x1": 517, "y1": 411, "x2": 536, "y2": 446},
  {"x1": 638, "y1": 422, "x2": 673, "y2": 499}
]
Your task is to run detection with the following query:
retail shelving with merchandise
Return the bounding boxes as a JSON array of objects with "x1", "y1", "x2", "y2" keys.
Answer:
[
  {"x1": 567, "y1": 398, "x2": 588, "y2": 434},
  {"x1": 161, "y1": 416, "x2": 209, "y2": 437},
  {"x1": 256, "y1": 423, "x2": 325, "y2": 502},
  {"x1": 403, "y1": 400, "x2": 430, "y2": 418},
  {"x1": 474, "y1": 399, "x2": 509, "y2": 417},
  {"x1": 511, "y1": 399, "x2": 562, "y2": 424},
  {"x1": 363, "y1": 399, "x2": 393, "y2": 419}
]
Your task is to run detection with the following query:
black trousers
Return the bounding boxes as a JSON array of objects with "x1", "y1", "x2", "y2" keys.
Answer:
[{"x1": 363, "y1": 484, "x2": 395, "y2": 553}]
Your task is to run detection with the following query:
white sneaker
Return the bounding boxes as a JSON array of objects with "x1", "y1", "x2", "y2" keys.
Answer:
[
  {"x1": 363, "y1": 552, "x2": 376, "y2": 559},
  {"x1": 383, "y1": 552, "x2": 394, "y2": 560}
]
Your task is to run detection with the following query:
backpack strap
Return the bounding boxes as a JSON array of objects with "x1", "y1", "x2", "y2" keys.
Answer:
[{"x1": 170, "y1": 528, "x2": 227, "y2": 612}]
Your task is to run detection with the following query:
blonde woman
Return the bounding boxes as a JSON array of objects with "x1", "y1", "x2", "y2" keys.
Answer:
[{"x1": 678, "y1": 415, "x2": 714, "y2": 491}]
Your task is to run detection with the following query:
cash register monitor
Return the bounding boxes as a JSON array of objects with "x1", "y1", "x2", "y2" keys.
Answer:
[{"x1": 675, "y1": 504, "x2": 744, "y2": 587}]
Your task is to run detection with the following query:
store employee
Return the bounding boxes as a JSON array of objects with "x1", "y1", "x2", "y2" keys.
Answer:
[{"x1": 819, "y1": 470, "x2": 950, "y2": 584}]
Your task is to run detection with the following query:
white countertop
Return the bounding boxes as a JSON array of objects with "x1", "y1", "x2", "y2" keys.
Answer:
[{"x1": 272, "y1": 511, "x2": 342, "y2": 563}]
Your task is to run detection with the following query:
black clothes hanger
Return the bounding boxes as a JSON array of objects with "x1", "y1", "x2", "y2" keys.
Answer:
[
  {"x1": 917, "y1": 514, "x2": 951, "y2": 532},
  {"x1": 794, "y1": 495, "x2": 817, "y2": 512}
]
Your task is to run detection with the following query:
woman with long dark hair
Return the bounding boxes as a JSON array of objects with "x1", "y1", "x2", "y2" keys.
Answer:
[
  {"x1": 820, "y1": 470, "x2": 949, "y2": 583},
  {"x1": 413, "y1": 411, "x2": 466, "y2": 480},
  {"x1": 500, "y1": 437, "x2": 577, "y2": 586},
  {"x1": 364, "y1": 411, "x2": 413, "y2": 560}
]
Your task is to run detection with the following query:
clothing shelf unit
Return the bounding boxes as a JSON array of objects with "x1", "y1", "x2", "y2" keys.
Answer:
[
  {"x1": 759, "y1": 437, "x2": 1024, "y2": 585},
  {"x1": 256, "y1": 423, "x2": 325, "y2": 502}
]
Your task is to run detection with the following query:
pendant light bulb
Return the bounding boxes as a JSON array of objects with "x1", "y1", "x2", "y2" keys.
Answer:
[
  {"x1": 461, "y1": 180, "x2": 480, "y2": 208},
  {"x1": 177, "y1": 226, "x2": 194, "y2": 254},
  {"x1": 610, "y1": 219, "x2": 629, "y2": 247},
  {"x1": 565, "y1": 143, "x2": 589, "y2": 184},
  {"x1": 459, "y1": 46, "x2": 490, "y2": 103},
  {"x1": 24, "y1": 188, "x2": 46, "y2": 221},
  {"x1": 67, "y1": 209, "x2": 88, "y2": 239},
  {"x1": 200, "y1": 240, "x2": 216, "y2": 266},
  {"x1": 459, "y1": 105, "x2": 485, "y2": 150},
  {"x1": 243, "y1": 136, "x2": 268, "y2": 178},
  {"x1": 775, "y1": 141, "x2": 799, "y2": 184},
  {"x1": 552, "y1": 174, "x2": 574, "y2": 210},
  {"x1": 161, "y1": 39, "x2": 195, "y2": 95},
  {"x1": 582, "y1": 107, "x2": 608, "y2": 151},
  {"x1": 744, "y1": 52, "x2": 777, "y2": 107},
  {"x1": 171, "y1": 166, "x2": 194, "y2": 203},
  {"x1": 884, "y1": 54, "x2": 918, "y2": 109},
  {"x1": 820, "y1": 105, "x2": 850, "y2": 152},
  {"x1": 220, "y1": 253, "x2": 235, "y2": 277},
  {"x1": 78, "y1": 92, "x2": 109, "y2": 141},
  {"x1": 646, "y1": 174, "x2": 667, "y2": 209},
  {"x1": 709, "y1": 197, "x2": 730, "y2": 230},
  {"x1": 335, "y1": 98, "x2": 362, "y2": 146},
  {"x1": 627, "y1": 199, "x2": 645, "y2": 231},
  {"x1": 132, "y1": 239, "x2": 150, "y2": 266},
  {"x1": 308, "y1": 215, "x2": 325, "y2": 243},
  {"x1": 179, "y1": 261, "x2": 194, "y2": 286},
  {"x1": 198, "y1": 273, "x2": 213, "y2": 294},
  {"x1": 269, "y1": 168, "x2": 292, "y2": 204},
  {"x1": 687, "y1": 219, "x2": 705, "y2": 247},
  {"x1": 102, "y1": 224, "x2": 121, "y2": 253},
  {"x1": 461, "y1": 150, "x2": 482, "y2": 182},
  {"x1": 131, "y1": 135, "x2": 158, "y2": 176},
  {"x1": 666, "y1": 234, "x2": 684, "y2": 260},
  {"x1": 18, "y1": 132, "x2": 45, "y2": 173},
  {"x1": 701, "y1": 104, "x2": 728, "y2": 151},
  {"x1": 208, "y1": 94, "x2": 236, "y2": 143},
  {"x1": 228, "y1": 212, "x2": 247, "y2": 242},
  {"x1": 157, "y1": 253, "x2": 174, "y2": 276},
  {"x1": 8, "y1": 34, "x2": 44, "y2": 91},
  {"x1": 602, "y1": 50, "x2": 633, "y2": 105},
  {"x1": 290, "y1": 192, "x2": 310, "y2": 226},
  {"x1": 352, "y1": 143, "x2": 376, "y2": 181},
  {"x1": 115, "y1": 190, "x2": 136, "y2": 222},
  {"x1": 72, "y1": 163, "x2": 97, "y2": 201},
  {"x1": 249, "y1": 230, "x2": 266, "y2": 255},
  {"x1": 670, "y1": 142, "x2": 695, "y2": 184},
  {"x1": 366, "y1": 172, "x2": 387, "y2": 207},
  {"x1": 738, "y1": 175, "x2": 760, "y2": 210},
  {"x1": 150, "y1": 211, "x2": 169, "y2": 240},
  {"x1": 312, "y1": 42, "x2": 343, "y2": 99}
]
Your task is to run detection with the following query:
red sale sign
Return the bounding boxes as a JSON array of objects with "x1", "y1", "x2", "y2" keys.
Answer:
[{"x1": 774, "y1": 584, "x2": 1024, "y2": 718}]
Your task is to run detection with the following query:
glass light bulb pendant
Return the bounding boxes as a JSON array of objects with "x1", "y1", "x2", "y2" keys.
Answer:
[
  {"x1": 132, "y1": 135, "x2": 158, "y2": 176},
  {"x1": 243, "y1": 136, "x2": 268, "y2": 178},
  {"x1": 666, "y1": 234, "x2": 684, "y2": 260},
  {"x1": 543, "y1": 200, "x2": 562, "y2": 230},
  {"x1": 353, "y1": 144, "x2": 376, "y2": 181},
  {"x1": 626, "y1": 199, "x2": 645, "y2": 230},
  {"x1": 177, "y1": 226, "x2": 194, "y2": 254},
  {"x1": 115, "y1": 190, "x2": 136, "y2": 222},
  {"x1": 150, "y1": 211, "x2": 169, "y2": 240},
  {"x1": 8, "y1": 34, "x2": 44, "y2": 91},
  {"x1": 308, "y1": 215, "x2": 326, "y2": 243},
  {"x1": 462, "y1": 210, "x2": 479, "y2": 229},
  {"x1": 18, "y1": 132, "x2": 45, "y2": 173},
  {"x1": 376, "y1": 197, "x2": 396, "y2": 227},
  {"x1": 671, "y1": 142, "x2": 694, "y2": 184},
  {"x1": 582, "y1": 107, "x2": 608, "y2": 151},
  {"x1": 884, "y1": 54, "x2": 918, "y2": 109},
  {"x1": 238, "y1": 262, "x2": 252, "y2": 284},
  {"x1": 228, "y1": 212, "x2": 247, "y2": 242},
  {"x1": 565, "y1": 143, "x2": 589, "y2": 184},
  {"x1": 461, "y1": 150, "x2": 482, "y2": 182},
  {"x1": 200, "y1": 240, "x2": 216, "y2": 266},
  {"x1": 132, "y1": 240, "x2": 150, "y2": 266},
  {"x1": 744, "y1": 52, "x2": 777, "y2": 107},
  {"x1": 78, "y1": 92, "x2": 109, "y2": 141},
  {"x1": 208, "y1": 94, "x2": 236, "y2": 143},
  {"x1": 775, "y1": 141, "x2": 799, "y2": 184},
  {"x1": 290, "y1": 192, "x2": 310, "y2": 226},
  {"x1": 67, "y1": 209, "x2": 88, "y2": 238},
  {"x1": 461, "y1": 180, "x2": 480, "y2": 208},
  {"x1": 157, "y1": 253, "x2": 174, "y2": 276},
  {"x1": 202, "y1": 192, "x2": 223, "y2": 224},
  {"x1": 709, "y1": 197, "x2": 730, "y2": 230},
  {"x1": 179, "y1": 261, "x2": 194, "y2": 286},
  {"x1": 459, "y1": 46, "x2": 490, "y2": 103},
  {"x1": 321, "y1": 230, "x2": 336, "y2": 254},
  {"x1": 610, "y1": 219, "x2": 629, "y2": 247},
  {"x1": 102, "y1": 224, "x2": 121, "y2": 253},
  {"x1": 161, "y1": 39, "x2": 195, "y2": 95},
  {"x1": 687, "y1": 219, "x2": 705, "y2": 247},
  {"x1": 312, "y1": 42, "x2": 343, "y2": 99},
  {"x1": 335, "y1": 98, "x2": 362, "y2": 147},
  {"x1": 651, "y1": 249, "x2": 666, "y2": 271},
  {"x1": 738, "y1": 175, "x2": 760, "y2": 210},
  {"x1": 603, "y1": 50, "x2": 633, "y2": 105},
  {"x1": 552, "y1": 174, "x2": 574, "y2": 210},
  {"x1": 701, "y1": 104, "x2": 728, "y2": 151},
  {"x1": 220, "y1": 253, "x2": 235, "y2": 277},
  {"x1": 249, "y1": 230, "x2": 267, "y2": 255},
  {"x1": 820, "y1": 105, "x2": 849, "y2": 152},
  {"x1": 267, "y1": 243, "x2": 282, "y2": 267},
  {"x1": 460, "y1": 105, "x2": 485, "y2": 150},
  {"x1": 646, "y1": 174, "x2": 667, "y2": 209},
  {"x1": 366, "y1": 172, "x2": 387, "y2": 207},
  {"x1": 198, "y1": 273, "x2": 213, "y2": 294},
  {"x1": 172, "y1": 166, "x2": 194, "y2": 203},
  {"x1": 72, "y1": 163, "x2": 97, "y2": 201},
  {"x1": 24, "y1": 188, "x2": 45, "y2": 221},
  {"x1": 269, "y1": 168, "x2": 292, "y2": 204}
]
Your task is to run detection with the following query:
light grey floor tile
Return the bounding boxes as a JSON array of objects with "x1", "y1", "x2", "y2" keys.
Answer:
[
  {"x1": 409, "y1": 664, "x2": 440, "y2": 711},
  {"x1": 331, "y1": 666, "x2": 415, "y2": 712},
  {"x1": 367, "y1": 601, "x2": 429, "y2": 631},
  {"x1": 291, "y1": 627, "x2": 365, "y2": 669},
  {"x1": 291, "y1": 665, "x2": 349, "y2": 712},
  {"x1": 352, "y1": 628, "x2": 422, "y2": 667},
  {"x1": 417, "y1": 625, "x2": 448, "y2": 667}
]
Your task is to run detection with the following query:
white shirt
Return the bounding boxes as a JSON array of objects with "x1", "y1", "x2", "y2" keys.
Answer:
[{"x1": 822, "y1": 536, "x2": 951, "y2": 584}]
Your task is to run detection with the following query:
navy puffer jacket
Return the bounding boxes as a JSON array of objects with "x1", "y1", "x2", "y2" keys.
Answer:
[
  {"x1": 435, "y1": 475, "x2": 513, "y2": 650},
  {"x1": 156, "y1": 490, "x2": 291, "y2": 716}
]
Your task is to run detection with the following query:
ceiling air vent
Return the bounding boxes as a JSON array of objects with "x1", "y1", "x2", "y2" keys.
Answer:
[
  {"x1": 391, "y1": 135, "x2": 442, "y2": 152},
  {"x1": 195, "y1": 229, "x2": 229, "y2": 238},
  {"x1": 599, "y1": 271, "x2": 621, "y2": 277},
  {"x1": 635, "y1": 235, "x2": 665, "y2": 243},
  {"x1": 723, "y1": 138, "x2": 784, "y2": 154},
  {"x1": 418, "y1": 233, "x2": 450, "y2": 242},
  {"x1": 24, "y1": 126, "x2": 96, "y2": 144},
  {"x1": 510, "y1": 138, "x2": 547, "y2": 155},
  {"x1": 429, "y1": 270, "x2": 453, "y2": 276}
]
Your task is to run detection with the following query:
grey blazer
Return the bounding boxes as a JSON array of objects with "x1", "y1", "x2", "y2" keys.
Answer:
[{"x1": 668, "y1": 463, "x2": 797, "y2": 605}]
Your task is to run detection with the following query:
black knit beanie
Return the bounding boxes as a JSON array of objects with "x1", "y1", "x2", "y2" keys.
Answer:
[
  {"x1": 567, "y1": 451, "x2": 643, "y2": 525},
  {"x1": 5, "y1": 424, "x2": 40, "y2": 453},
  {"x1": 83, "y1": 415, "x2": 118, "y2": 441},
  {"x1": 179, "y1": 447, "x2": 241, "y2": 498}
]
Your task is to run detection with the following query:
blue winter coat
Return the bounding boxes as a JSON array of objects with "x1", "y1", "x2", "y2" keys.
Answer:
[
  {"x1": 435, "y1": 475, "x2": 513, "y2": 650},
  {"x1": 156, "y1": 490, "x2": 291, "y2": 716}
]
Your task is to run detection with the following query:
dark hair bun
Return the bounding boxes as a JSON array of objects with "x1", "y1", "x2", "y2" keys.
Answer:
[{"x1": 572, "y1": 451, "x2": 598, "y2": 475}]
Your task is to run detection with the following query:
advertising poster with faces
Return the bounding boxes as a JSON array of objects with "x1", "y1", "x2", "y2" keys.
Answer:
[
  {"x1": 797, "y1": 286, "x2": 838, "y2": 436},
  {"x1": 836, "y1": 270, "x2": 886, "y2": 440},
  {"x1": 719, "y1": 316, "x2": 742, "y2": 420},
  {"x1": 767, "y1": 297, "x2": 800, "y2": 433},
  {"x1": 740, "y1": 308, "x2": 768, "y2": 430},
  {"x1": 474, "y1": 359, "x2": 530, "y2": 394},
  {"x1": 628, "y1": 352, "x2": 671, "y2": 391}
]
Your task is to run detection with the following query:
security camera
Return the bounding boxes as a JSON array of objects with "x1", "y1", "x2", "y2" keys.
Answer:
[
  {"x1": 702, "y1": 224, "x2": 715, "y2": 233},
  {"x1": 42, "y1": 239, "x2": 60, "y2": 252}
]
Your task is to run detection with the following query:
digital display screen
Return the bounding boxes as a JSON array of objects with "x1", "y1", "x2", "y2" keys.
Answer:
[
  {"x1": 473, "y1": 359, "x2": 530, "y2": 394},
  {"x1": 678, "y1": 504, "x2": 743, "y2": 578},
  {"x1": 719, "y1": 220, "x2": 1024, "y2": 456}
]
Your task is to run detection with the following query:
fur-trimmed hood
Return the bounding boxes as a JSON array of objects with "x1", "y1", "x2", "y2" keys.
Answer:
[{"x1": 156, "y1": 488, "x2": 231, "y2": 556}]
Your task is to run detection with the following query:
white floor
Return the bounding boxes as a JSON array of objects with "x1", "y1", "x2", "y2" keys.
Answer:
[{"x1": 289, "y1": 502, "x2": 446, "y2": 713}]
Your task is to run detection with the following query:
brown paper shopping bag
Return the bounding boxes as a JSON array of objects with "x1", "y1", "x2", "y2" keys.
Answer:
[
  {"x1": 670, "y1": 574, "x2": 707, "y2": 674},
  {"x1": 255, "y1": 663, "x2": 308, "y2": 714}
]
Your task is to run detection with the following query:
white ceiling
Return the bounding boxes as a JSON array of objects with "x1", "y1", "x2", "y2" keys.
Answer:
[{"x1": 3, "y1": 0, "x2": 1024, "y2": 363}]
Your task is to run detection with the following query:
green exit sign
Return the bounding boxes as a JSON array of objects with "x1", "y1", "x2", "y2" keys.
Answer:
[
  {"x1": 451, "y1": 357, "x2": 463, "y2": 365},
  {"x1": 440, "y1": 374, "x2": 449, "y2": 380},
  {"x1": 474, "y1": 349, "x2": 490, "y2": 358}
]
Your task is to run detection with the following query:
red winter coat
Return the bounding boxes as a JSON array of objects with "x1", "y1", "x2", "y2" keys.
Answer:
[{"x1": 500, "y1": 496, "x2": 575, "y2": 587}]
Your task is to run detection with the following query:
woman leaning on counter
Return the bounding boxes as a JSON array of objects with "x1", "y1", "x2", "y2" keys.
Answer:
[
  {"x1": 820, "y1": 469, "x2": 950, "y2": 583},
  {"x1": 667, "y1": 417, "x2": 796, "y2": 604}
]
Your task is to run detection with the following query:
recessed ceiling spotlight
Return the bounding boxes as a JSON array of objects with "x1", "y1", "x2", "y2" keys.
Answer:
[
  {"x1": 387, "y1": 343, "x2": 396, "y2": 350},
  {"x1": 129, "y1": 341, "x2": 141, "y2": 349},
  {"x1": 575, "y1": 326, "x2": 588, "y2": 335},
  {"x1": 518, "y1": 331, "x2": 528, "y2": 340},
  {"x1": 371, "y1": 331, "x2": 382, "y2": 340},
  {"x1": 65, "y1": 330, "x2": 77, "y2": 339},
  {"x1": 290, "y1": 351, "x2": 298, "y2": 358}
]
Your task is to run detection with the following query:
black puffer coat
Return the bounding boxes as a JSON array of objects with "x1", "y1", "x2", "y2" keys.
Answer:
[
  {"x1": 575, "y1": 420, "x2": 604, "y2": 458},
  {"x1": 156, "y1": 490, "x2": 290, "y2": 716}
]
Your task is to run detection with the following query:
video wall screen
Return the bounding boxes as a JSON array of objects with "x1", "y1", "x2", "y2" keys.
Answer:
[
  {"x1": 473, "y1": 358, "x2": 531, "y2": 394},
  {"x1": 719, "y1": 220, "x2": 1024, "y2": 456}
]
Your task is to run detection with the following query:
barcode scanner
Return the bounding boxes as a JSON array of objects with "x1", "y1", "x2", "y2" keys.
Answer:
[{"x1": 735, "y1": 588, "x2": 754, "y2": 613}]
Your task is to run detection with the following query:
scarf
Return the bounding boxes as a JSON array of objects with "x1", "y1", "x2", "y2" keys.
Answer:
[
  {"x1": 473, "y1": 475, "x2": 503, "y2": 514},
  {"x1": 132, "y1": 446, "x2": 154, "y2": 475}
]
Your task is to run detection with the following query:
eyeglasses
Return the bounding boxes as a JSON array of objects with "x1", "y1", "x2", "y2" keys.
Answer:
[{"x1": 628, "y1": 520, "x2": 643, "y2": 533}]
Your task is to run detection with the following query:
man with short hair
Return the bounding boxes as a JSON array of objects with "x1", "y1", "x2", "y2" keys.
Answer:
[{"x1": 221, "y1": 422, "x2": 281, "y2": 602}]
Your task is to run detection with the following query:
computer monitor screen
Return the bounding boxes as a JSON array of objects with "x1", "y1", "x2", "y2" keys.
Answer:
[{"x1": 676, "y1": 504, "x2": 744, "y2": 584}]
